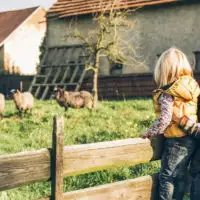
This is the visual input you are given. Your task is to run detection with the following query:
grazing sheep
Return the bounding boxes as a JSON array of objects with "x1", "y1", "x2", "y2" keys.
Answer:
[
  {"x1": 10, "y1": 89, "x2": 34, "y2": 116},
  {"x1": 0, "y1": 93, "x2": 5, "y2": 118},
  {"x1": 54, "y1": 88, "x2": 93, "y2": 111}
]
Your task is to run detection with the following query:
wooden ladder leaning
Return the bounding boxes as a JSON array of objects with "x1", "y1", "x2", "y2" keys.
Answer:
[{"x1": 29, "y1": 45, "x2": 89, "y2": 100}]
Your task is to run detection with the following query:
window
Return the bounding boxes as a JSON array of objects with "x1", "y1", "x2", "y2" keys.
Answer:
[{"x1": 110, "y1": 63, "x2": 123, "y2": 75}]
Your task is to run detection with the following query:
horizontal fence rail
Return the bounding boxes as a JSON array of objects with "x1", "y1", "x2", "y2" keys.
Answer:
[
  {"x1": 0, "y1": 148, "x2": 51, "y2": 191},
  {"x1": 63, "y1": 136, "x2": 164, "y2": 176},
  {"x1": 0, "y1": 137, "x2": 163, "y2": 191},
  {"x1": 43, "y1": 175, "x2": 158, "y2": 200}
]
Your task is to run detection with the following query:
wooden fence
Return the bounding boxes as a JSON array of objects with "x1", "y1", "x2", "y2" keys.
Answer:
[{"x1": 0, "y1": 116, "x2": 164, "y2": 200}]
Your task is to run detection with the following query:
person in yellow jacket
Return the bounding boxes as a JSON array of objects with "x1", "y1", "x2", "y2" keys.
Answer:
[
  {"x1": 140, "y1": 47, "x2": 199, "y2": 200},
  {"x1": 173, "y1": 112, "x2": 200, "y2": 200}
]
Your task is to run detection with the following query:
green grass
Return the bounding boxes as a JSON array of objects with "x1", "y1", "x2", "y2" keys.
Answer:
[{"x1": 0, "y1": 98, "x2": 161, "y2": 200}]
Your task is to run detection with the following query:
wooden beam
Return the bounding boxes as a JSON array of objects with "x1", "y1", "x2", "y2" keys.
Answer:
[
  {"x1": 41, "y1": 63, "x2": 86, "y2": 67},
  {"x1": 41, "y1": 67, "x2": 62, "y2": 100},
  {"x1": 33, "y1": 83, "x2": 77, "y2": 86},
  {"x1": 69, "y1": 62, "x2": 80, "y2": 83},
  {"x1": 75, "y1": 69, "x2": 86, "y2": 91},
  {"x1": 48, "y1": 44, "x2": 86, "y2": 49},
  {"x1": 0, "y1": 136, "x2": 163, "y2": 191},
  {"x1": 63, "y1": 135, "x2": 164, "y2": 176},
  {"x1": 60, "y1": 66, "x2": 71, "y2": 84},
  {"x1": 43, "y1": 175, "x2": 158, "y2": 200},
  {"x1": 51, "y1": 116, "x2": 64, "y2": 200},
  {"x1": 0, "y1": 149, "x2": 50, "y2": 191},
  {"x1": 28, "y1": 49, "x2": 49, "y2": 94}
]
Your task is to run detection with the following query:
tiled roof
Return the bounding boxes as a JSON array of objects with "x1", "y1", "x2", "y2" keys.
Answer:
[
  {"x1": 47, "y1": 0, "x2": 180, "y2": 18},
  {"x1": 0, "y1": 7, "x2": 39, "y2": 45}
]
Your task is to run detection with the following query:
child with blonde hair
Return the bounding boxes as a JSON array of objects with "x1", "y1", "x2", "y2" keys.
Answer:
[{"x1": 141, "y1": 47, "x2": 199, "y2": 200}]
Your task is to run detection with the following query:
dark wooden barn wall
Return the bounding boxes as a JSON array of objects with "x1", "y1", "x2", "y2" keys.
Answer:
[
  {"x1": 81, "y1": 73, "x2": 200, "y2": 100},
  {"x1": 0, "y1": 75, "x2": 33, "y2": 97},
  {"x1": 81, "y1": 73, "x2": 156, "y2": 100}
]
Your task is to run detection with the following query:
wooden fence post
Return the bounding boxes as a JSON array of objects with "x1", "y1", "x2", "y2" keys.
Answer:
[{"x1": 51, "y1": 116, "x2": 64, "y2": 200}]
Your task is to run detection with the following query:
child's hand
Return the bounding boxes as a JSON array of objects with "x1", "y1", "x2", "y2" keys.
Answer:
[
  {"x1": 140, "y1": 131, "x2": 151, "y2": 139},
  {"x1": 172, "y1": 114, "x2": 180, "y2": 124},
  {"x1": 179, "y1": 116, "x2": 198, "y2": 135}
]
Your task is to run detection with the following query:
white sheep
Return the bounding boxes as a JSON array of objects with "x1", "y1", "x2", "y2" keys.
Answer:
[{"x1": 10, "y1": 89, "x2": 34, "y2": 116}]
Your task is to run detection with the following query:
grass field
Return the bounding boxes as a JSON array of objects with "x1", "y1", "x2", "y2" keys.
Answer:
[{"x1": 0, "y1": 98, "x2": 160, "y2": 199}]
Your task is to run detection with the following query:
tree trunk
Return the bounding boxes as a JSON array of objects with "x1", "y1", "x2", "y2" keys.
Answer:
[{"x1": 93, "y1": 53, "x2": 100, "y2": 108}]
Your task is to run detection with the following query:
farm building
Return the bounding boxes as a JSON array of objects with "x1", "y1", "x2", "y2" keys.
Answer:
[
  {"x1": 0, "y1": 7, "x2": 46, "y2": 95},
  {"x1": 30, "y1": 0, "x2": 200, "y2": 99}
]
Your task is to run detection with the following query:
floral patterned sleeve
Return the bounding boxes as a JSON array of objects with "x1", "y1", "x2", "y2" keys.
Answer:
[{"x1": 143, "y1": 93, "x2": 174, "y2": 137}]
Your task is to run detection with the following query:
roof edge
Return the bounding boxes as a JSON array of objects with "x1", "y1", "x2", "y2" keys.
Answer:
[
  {"x1": 47, "y1": 0, "x2": 181, "y2": 19},
  {"x1": 0, "y1": 6, "x2": 39, "y2": 14},
  {"x1": 0, "y1": 6, "x2": 44, "y2": 47}
]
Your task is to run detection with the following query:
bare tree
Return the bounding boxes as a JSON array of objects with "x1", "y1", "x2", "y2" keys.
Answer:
[{"x1": 66, "y1": 0, "x2": 144, "y2": 108}]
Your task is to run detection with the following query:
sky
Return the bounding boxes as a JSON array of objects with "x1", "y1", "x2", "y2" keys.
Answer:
[{"x1": 0, "y1": 0, "x2": 56, "y2": 11}]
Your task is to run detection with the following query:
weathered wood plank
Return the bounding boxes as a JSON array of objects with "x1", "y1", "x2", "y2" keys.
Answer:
[
  {"x1": 40, "y1": 63, "x2": 86, "y2": 68},
  {"x1": 69, "y1": 62, "x2": 80, "y2": 83},
  {"x1": 51, "y1": 116, "x2": 64, "y2": 200},
  {"x1": 75, "y1": 69, "x2": 87, "y2": 91},
  {"x1": 28, "y1": 49, "x2": 49, "y2": 93},
  {"x1": 36, "y1": 68, "x2": 53, "y2": 99},
  {"x1": 0, "y1": 148, "x2": 50, "y2": 191},
  {"x1": 63, "y1": 175, "x2": 158, "y2": 200},
  {"x1": 44, "y1": 175, "x2": 158, "y2": 200},
  {"x1": 33, "y1": 83, "x2": 77, "y2": 86},
  {"x1": 61, "y1": 66, "x2": 71, "y2": 84},
  {"x1": 63, "y1": 136, "x2": 164, "y2": 176},
  {"x1": 48, "y1": 44, "x2": 86, "y2": 49},
  {"x1": 41, "y1": 67, "x2": 62, "y2": 100},
  {"x1": 0, "y1": 136, "x2": 163, "y2": 191}
]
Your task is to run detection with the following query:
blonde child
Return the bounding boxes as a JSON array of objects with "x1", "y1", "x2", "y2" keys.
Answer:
[
  {"x1": 174, "y1": 114, "x2": 200, "y2": 200},
  {"x1": 140, "y1": 47, "x2": 199, "y2": 200}
]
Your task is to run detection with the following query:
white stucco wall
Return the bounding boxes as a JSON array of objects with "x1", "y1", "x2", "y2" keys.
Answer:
[{"x1": 3, "y1": 7, "x2": 46, "y2": 75}]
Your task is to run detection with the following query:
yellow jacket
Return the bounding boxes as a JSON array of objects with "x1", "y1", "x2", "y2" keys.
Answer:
[{"x1": 153, "y1": 75, "x2": 200, "y2": 137}]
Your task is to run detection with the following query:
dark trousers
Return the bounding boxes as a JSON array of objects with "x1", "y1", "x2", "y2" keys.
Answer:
[
  {"x1": 190, "y1": 173, "x2": 200, "y2": 200},
  {"x1": 159, "y1": 136, "x2": 196, "y2": 200},
  {"x1": 190, "y1": 139, "x2": 200, "y2": 200}
]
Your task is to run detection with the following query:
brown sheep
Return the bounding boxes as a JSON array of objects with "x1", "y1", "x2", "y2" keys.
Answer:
[
  {"x1": 0, "y1": 93, "x2": 5, "y2": 118},
  {"x1": 54, "y1": 88, "x2": 93, "y2": 111},
  {"x1": 11, "y1": 89, "x2": 34, "y2": 116}
]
